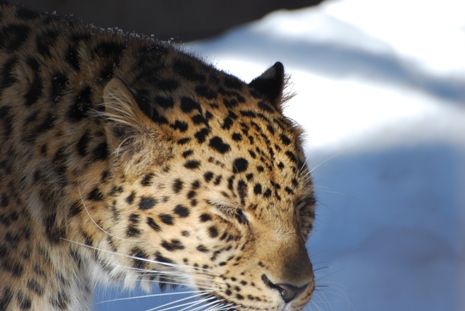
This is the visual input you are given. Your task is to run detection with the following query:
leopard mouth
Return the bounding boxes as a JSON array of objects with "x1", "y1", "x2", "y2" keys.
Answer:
[
  {"x1": 261, "y1": 274, "x2": 310, "y2": 304},
  {"x1": 197, "y1": 293, "x2": 242, "y2": 311}
]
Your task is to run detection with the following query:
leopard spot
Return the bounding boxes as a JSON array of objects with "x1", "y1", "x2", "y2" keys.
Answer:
[{"x1": 139, "y1": 197, "x2": 157, "y2": 210}]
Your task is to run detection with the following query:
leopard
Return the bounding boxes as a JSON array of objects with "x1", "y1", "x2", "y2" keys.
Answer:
[{"x1": 0, "y1": 2, "x2": 317, "y2": 311}]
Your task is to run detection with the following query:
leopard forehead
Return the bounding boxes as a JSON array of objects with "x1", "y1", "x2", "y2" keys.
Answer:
[{"x1": 135, "y1": 70, "x2": 308, "y2": 189}]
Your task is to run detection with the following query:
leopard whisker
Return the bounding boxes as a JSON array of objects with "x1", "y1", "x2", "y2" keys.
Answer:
[
  {"x1": 189, "y1": 297, "x2": 223, "y2": 311},
  {"x1": 313, "y1": 266, "x2": 330, "y2": 273},
  {"x1": 178, "y1": 296, "x2": 216, "y2": 311},
  {"x1": 119, "y1": 264, "x2": 221, "y2": 287},
  {"x1": 142, "y1": 272, "x2": 217, "y2": 287},
  {"x1": 210, "y1": 302, "x2": 240, "y2": 311},
  {"x1": 310, "y1": 267, "x2": 352, "y2": 311},
  {"x1": 64, "y1": 238, "x2": 233, "y2": 296},
  {"x1": 195, "y1": 296, "x2": 232, "y2": 311},
  {"x1": 96, "y1": 290, "x2": 209, "y2": 304},
  {"x1": 308, "y1": 151, "x2": 345, "y2": 175},
  {"x1": 298, "y1": 160, "x2": 308, "y2": 176},
  {"x1": 148, "y1": 300, "x2": 198, "y2": 311},
  {"x1": 311, "y1": 185, "x2": 347, "y2": 196},
  {"x1": 127, "y1": 262, "x2": 217, "y2": 276},
  {"x1": 315, "y1": 280, "x2": 350, "y2": 300},
  {"x1": 176, "y1": 296, "x2": 220, "y2": 311},
  {"x1": 145, "y1": 293, "x2": 215, "y2": 311},
  {"x1": 203, "y1": 303, "x2": 225, "y2": 311},
  {"x1": 96, "y1": 258, "x2": 222, "y2": 292},
  {"x1": 196, "y1": 294, "x2": 242, "y2": 311},
  {"x1": 153, "y1": 279, "x2": 216, "y2": 292},
  {"x1": 177, "y1": 301, "x2": 207, "y2": 311},
  {"x1": 121, "y1": 260, "x2": 221, "y2": 280},
  {"x1": 63, "y1": 239, "x2": 179, "y2": 269},
  {"x1": 147, "y1": 278, "x2": 218, "y2": 291},
  {"x1": 307, "y1": 299, "x2": 326, "y2": 311},
  {"x1": 309, "y1": 290, "x2": 333, "y2": 311}
]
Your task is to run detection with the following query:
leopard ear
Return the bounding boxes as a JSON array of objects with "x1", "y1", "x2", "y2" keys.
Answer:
[
  {"x1": 102, "y1": 78, "x2": 171, "y2": 174},
  {"x1": 248, "y1": 62, "x2": 285, "y2": 107}
]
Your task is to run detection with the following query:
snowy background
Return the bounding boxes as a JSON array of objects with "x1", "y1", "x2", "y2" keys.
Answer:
[{"x1": 95, "y1": 0, "x2": 465, "y2": 310}]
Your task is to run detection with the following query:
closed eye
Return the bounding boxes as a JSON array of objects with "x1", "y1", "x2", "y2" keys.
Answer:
[
  {"x1": 207, "y1": 200, "x2": 249, "y2": 225},
  {"x1": 234, "y1": 209, "x2": 248, "y2": 224}
]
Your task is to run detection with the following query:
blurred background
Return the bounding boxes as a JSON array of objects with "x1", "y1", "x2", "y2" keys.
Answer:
[
  {"x1": 13, "y1": 1, "x2": 465, "y2": 310},
  {"x1": 15, "y1": 0, "x2": 324, "y2": 41}
]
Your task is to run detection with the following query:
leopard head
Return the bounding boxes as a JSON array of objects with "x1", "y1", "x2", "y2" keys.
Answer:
[{"x1": 84, "y1": 61, "x2": 315, "y2": 311}]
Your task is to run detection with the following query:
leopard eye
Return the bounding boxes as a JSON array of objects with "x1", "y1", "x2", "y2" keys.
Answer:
[
  {"x1": 234, "y1": 209, "x2": 248, "y2": 225},
  {"x1": 209, "y1": 201, "x2": 249, "y2": 225}
]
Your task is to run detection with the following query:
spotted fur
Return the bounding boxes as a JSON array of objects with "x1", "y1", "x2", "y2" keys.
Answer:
[{"x1": 0, "y1": 2, "x2": 316, "y2": 311}]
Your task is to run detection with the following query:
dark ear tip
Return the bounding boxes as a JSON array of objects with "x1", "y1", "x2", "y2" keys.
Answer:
[
  {"x1": 248, "y1": 62, "x2": 285, "y2": 105},
  {"x1": 272, "y1": 62, "x2": 284, "y2": 77}
]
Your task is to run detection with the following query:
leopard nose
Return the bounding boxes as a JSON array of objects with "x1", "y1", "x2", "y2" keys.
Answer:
[
  {"x1": 276, "y1": 283, "x2": 308, "y2": 303},
  {"x1": 262, "y1": 274, "x2": 309, "y2": 303}
]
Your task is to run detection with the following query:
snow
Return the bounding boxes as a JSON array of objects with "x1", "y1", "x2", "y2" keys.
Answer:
[{"x1": 95, "y1": 0, "x2": 465, "y2": 310}]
